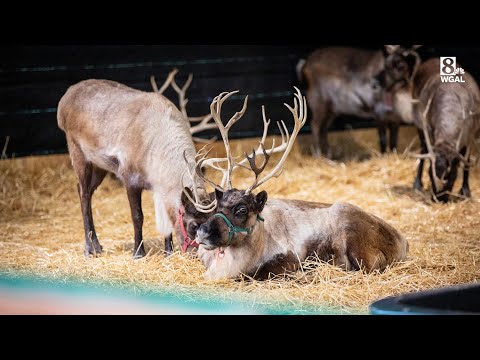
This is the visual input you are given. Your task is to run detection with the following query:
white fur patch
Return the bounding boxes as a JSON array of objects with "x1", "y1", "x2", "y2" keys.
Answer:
[
  {"x1": 394, "y1": 91, "x2": 414, "y2": 123},
  {"x1": 153, "y1": 192, "x2": 173, "y2": 235}
]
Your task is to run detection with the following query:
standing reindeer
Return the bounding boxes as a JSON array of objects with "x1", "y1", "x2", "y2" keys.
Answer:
[
  {"x1": 179, "y1": 88, "x2": 408, "y2": 280},
  {"x1": 297, "y1": 45, "x2": 421, "y2": 157},
  {"x1": 57, "y1": 70, "x2": 214, "y2": 258},
  {"x1": 411, "y1": 58, "x2": 480, "y2": 202}
]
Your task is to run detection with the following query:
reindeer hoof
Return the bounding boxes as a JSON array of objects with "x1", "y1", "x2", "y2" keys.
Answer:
[
  {"x1": 84, "y1": 243, "x2": 103, "y2": 257},
  {"x1": 433, "y1": 194, "x2": 449, "y2": 203},
  {"x1": 164, "y1": 237, "x2": 174, "y2": 256},
  {"x1": 459, "y1": 188, "x2": 471, "y2": 198},
  {"x1": 132, "y1": 247, "x2": 146, "y2": 259},
  {"x1": 413, "y1": 181, "x2": 423, "y2": 192},
  {"x1": 311, "y1": 147, "x2": 322, "y2": 158}
]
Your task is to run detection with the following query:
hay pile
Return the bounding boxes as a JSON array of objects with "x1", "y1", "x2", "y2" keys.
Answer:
[{"x1": 1, "y1": 127, "x2": 479, "y2": 314}]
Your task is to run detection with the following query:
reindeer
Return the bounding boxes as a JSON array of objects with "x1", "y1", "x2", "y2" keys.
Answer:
[
  {"x1": 411, "y1": 58, "x2": 480, "y2": 202},
  {"x1": 297, "y1": 45, "x2": 421, "y2": 157},
  {"x1": 179, "y1": 88, "x2": 408, "y2": 280},
  {"x1": 176, "y1": 96, "x2": 292, "y2": 253},
  {"x1": 57, "y1": 69, "x2": 215, "y2": 258}
]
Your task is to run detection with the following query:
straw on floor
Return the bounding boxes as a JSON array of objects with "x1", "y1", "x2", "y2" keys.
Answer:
[{"x1": 1, "y1": 126, "x2": 479, "y2": 314}]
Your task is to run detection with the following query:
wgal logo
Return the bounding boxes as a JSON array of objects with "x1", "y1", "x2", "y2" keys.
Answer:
[{"x1": 440, "y1": 57, "x2": 466, "y2": 83}]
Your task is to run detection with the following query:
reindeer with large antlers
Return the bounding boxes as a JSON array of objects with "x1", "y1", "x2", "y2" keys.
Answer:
[
  {"x1": 57, "y1": 71, "x2": 211, "y2": 258},
  {"x1": 179, "y1": 88, "x2": 408, "y2": 280},
  {"x1": 176, "y1": 94, "x2": 291, "y2": 253},
  {"x1": 150, "y1": 69, "x2": 217, "y2": 143},
  {"x1": 411, "y1": 58, "x2": 480, "y2": 202}
]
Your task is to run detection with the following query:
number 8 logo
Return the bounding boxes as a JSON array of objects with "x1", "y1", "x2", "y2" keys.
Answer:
[{"x1": 441, "y1": 57, "x2": 455, "y2": 75}]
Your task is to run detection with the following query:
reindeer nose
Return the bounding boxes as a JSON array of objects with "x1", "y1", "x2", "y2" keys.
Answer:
[{"x1": 197, "y1": 223, "x2": 210, "y2": 237}]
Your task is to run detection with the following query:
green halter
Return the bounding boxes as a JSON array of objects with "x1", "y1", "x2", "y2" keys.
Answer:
[{"x1": 213, "y1": 213, "x2": 265, "y2": 247}]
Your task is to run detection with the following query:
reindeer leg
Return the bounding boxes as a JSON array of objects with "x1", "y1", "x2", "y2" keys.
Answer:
[
  {"x1": 309, "y1": 94, "x2": 332, "y2": 158},
  {"x1": 320, "y1": 112, "x2": 334, "y2": 159},
  {"x1": 311, "y1": 113, "x2": 321, "y2": 158},
  {"x1": 68, "y1": 138, "x2": 106, "y2": 256},
  {"x1": 414, "y1": 128, "x2": 427, "y2": 191},
  {"x1": 377, "y1": 122, "x2": 387, "y2": 154},
  {"x1": 389, "y1": 123, "x2": 399, "y2": 152},
  {"x1": 126, "y1": 186, "x2": 146, "y2": 259},
  {"x1": 459, "y1": 146, "x2": 471, "y2": 198},
  {"x1": 164, "y1": 233, "x2": 173, "y2": 256}
]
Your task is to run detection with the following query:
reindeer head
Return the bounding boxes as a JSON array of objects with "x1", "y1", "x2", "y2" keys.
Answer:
[
  {"x1": 186, "y1": 88, "x2": 307, "y2": 255},
  {"x1": 197, "y1": 189, "x2": 268, "y2": 250},
  {"x1": 429, "y1": 141, "x2": 461, "y2": 202},
  {"x1": 177, "y1": 188, "x2": 215, "y2": 252},
  {"x1": 382, "y1": 45, "x2": 422, "y2": 93}
]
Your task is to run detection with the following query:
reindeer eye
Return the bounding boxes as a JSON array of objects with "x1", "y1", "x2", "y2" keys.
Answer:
[
  {"x1": 189, "y1": 222, "x2": 199, "y2": 233},
  {"x1": 235, "y1": 207, "x2": 248, "y2": 216}
]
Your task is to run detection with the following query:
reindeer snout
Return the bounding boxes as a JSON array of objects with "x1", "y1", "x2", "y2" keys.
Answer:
[
  {"x1": 196, "y1": 221, "x2": 222, "y2": 250},
  {"x1": 197, "y1": 223, "x2": 210, "y2": 238}
]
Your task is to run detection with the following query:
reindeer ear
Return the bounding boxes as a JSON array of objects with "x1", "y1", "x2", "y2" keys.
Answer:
[
  {"x1": 254, "y1": 191, "x2": 268, "y2": 213},
  {"x1": 384, "y1": 45, "x2": 400, "y2": 54},
  {"x1": 215, "y1": 188, "x2": 224, "y2": 200},
  {"x1": 181, "y1": 187, "x2": 194, "y2": 205}
]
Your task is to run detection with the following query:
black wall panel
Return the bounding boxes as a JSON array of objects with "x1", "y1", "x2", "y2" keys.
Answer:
[{"x1": 1, "y1": 45, "x2": 478, "y2": 157}]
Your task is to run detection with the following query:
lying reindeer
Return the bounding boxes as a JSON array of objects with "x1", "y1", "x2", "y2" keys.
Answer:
[
  {"x1": 57, "y1": 69, "x2": 215, "y2": 258},
  {"x1": 411, "y1": 58, "x2": 480, "y2": 202},
  {"x1": 179, "y1": 88, "x2": 408, "y2": 280},
  {"x1": 297, "y1": 45, "x2": 421, "y2": 157}
]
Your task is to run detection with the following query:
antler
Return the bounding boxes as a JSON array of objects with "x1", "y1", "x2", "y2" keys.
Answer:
[
  {"x1": 181, "y1": 150, "x2": 217, "y2": 213},
  {"x1": 200, "y1": 105, "x2": 290, "y2": 188},
  {"x1": 151, "y1": 69, "x2": 218, "y2": 142},
  {"x1": 150, "y1": 68, "x2": 179, "y2": 95},
  {"x1": 410, "y1": 96, "x2": 448, "y2": 190},
  {"x1": 208, "y1": 91, "x2": 249, "y2": 190},
  {"x1": 191, "y1": 87, "x2": 306, "y2": 195},
  {"x1": 385, "y1": 45, "x2": 400, "y2": 54},
  {"x1": 244, "y1": 86, "x2": 307, "y2": 194},
  {"x1": 170, "y1": 73, "x2": 217, "y2": 140}
]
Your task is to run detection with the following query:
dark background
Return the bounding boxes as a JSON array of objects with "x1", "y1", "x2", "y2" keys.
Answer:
[{"x1": 1, "y1": 45, "x2": 479, "y2": 158}]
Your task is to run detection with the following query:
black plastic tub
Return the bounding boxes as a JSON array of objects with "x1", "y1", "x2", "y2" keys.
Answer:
[{"x1": 369, "y1": 282, "x2": 480, "y2": 315}]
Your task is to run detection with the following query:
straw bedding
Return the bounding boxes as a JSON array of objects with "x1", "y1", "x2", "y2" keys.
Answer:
[{"x1": 1, "y1": 126, "x2": 479, "y2": 314}]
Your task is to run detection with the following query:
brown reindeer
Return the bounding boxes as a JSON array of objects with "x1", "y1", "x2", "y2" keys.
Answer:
[
  {"x1": 297, "y1": 45, "x2": 421, "y2": 157},
  {"x1": 411, "y1": 58, "x2": 480, "y2": 202},
  {"x1": 180, "y1": 88, "x2": 408, "y2": 280},
  {"x1": 57, "y1": 70, "x2": 214, "y2": 258}
]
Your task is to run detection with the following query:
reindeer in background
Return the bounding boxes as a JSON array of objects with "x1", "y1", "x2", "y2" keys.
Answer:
[
  {"x1": 57, "y1": 70, "x2": 213, "y2": 259},
  {"x1": 297, "y1": 45, "x2": 421, "y2": 157},
  {"x1": 411, "y1": 58, "x2": 480, "y2": 202},
  {"x1": 180, "y1": 88, "x2": 408, "y2": 280}
]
